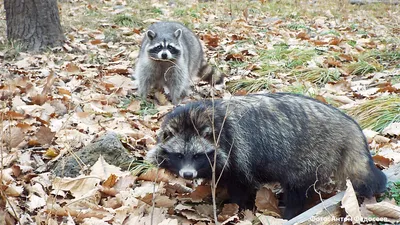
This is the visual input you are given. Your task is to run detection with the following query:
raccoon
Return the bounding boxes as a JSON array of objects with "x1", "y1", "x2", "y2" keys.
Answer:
[
  {"x1": 146, "y1": 93, "x2": 387, "y2": 219},
  {"x1": 134, "y1": 21, "x2": 223, "y2": 105}
]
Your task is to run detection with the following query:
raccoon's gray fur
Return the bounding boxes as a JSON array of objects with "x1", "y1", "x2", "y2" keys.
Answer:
[
  {"x1": 134, "y1": 21, "x2": 223, "y2": 104},
  {"x1": 146, "y1": 93, "x2": 387, "y2": 219}
]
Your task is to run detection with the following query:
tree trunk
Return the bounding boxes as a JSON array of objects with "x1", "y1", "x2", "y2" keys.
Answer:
[{"x1": 4, "y1": 0, "x2": 65, "y2": 52}]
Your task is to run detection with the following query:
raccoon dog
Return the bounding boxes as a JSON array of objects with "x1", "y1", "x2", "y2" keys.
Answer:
[
  {"x1": 134, "y1": 21, "x2": 223, "y2": 104},
  {"x1": 146, "y1": 93, "x2": 387, "y2": 219}
]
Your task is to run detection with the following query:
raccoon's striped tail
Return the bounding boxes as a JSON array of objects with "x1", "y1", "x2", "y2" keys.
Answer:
[{"x1": 197, "y1": 61, "x2": 224, "y2": 85}]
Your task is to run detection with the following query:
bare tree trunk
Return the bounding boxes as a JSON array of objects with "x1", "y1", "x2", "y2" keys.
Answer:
[{"x1": 4, "y1": 0, "x2": 65, "y2": 52}]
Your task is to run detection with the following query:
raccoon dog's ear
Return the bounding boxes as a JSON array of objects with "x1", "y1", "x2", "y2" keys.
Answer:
[
  {"x1": 200, "y1": 126, "x2": 213, "y2": 138},
  {"x1": 174, "y1": 29, "x2": 182, "y2": 39},
  {"x1": 160, "y1": 125, "x2": 175, "y2": 142},
  {"x1": 147, "y1": 30, "x2": 156, "y2": 40},
  {"x1": 161, "y1": 130, "x2": 172, "y2": 141}
]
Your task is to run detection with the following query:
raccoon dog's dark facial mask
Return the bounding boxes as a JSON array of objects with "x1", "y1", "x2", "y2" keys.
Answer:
[{"x1": 158, "y1": 146, "x2": 215, "y2": 179}]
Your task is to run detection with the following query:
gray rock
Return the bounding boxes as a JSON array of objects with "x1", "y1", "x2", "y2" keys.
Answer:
[{"x1": 53, "y1": 132, "x2": 135, "y2": 177}]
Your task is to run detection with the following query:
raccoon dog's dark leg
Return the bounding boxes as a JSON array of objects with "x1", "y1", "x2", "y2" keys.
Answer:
[
  {"x1": 226, "y1": 182, "x2": 256, "y2": 209},
  {"x1": 283, "y1": 184, "x2": 311, "y2": 219}
]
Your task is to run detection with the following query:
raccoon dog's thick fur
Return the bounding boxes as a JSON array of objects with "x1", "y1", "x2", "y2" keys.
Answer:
[
  {"x1": 134, "y1": 21, "x2": 223, "y2": 104},
  {"x1": 146, "y1": 93, "x2": 387, "y2": 219}
]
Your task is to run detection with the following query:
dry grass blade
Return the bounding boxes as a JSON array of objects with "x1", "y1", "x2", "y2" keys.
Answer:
[{"x1": 347, "y1": 95, "x2": 400, "y2": 132}]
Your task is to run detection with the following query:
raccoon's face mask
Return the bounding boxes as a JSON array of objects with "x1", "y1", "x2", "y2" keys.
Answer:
[{"x1": 146, "y1": 29, "x2": 182, "y2": 61}]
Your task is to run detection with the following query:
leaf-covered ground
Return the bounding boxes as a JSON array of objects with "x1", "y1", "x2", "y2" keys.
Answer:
[{"x1": 1, "y1": 0, "x2": 400, "y2": 224}]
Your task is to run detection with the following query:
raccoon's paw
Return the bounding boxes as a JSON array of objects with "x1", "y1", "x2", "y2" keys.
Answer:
[{"x1": 169, "y1": 91, "x2": 185, "y2": 105}]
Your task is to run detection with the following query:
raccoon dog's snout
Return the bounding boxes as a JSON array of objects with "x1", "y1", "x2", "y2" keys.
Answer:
[{"x1": 179, "y1": 166, "x2": 198, "y2": 179}]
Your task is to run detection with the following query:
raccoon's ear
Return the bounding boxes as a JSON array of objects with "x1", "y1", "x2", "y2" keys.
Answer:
[
  {"x1": 147, "y1": 30, "x2": 156, "y2": 40},
  {"x1": 174, "y1": 29, "x2": 182, "y2": 39}
]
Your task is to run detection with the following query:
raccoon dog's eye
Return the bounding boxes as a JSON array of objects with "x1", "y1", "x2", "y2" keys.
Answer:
[
  {"x1": 160, "y1": 147, "x2": 169, "y2": 154},
  {"x1": 206, "y1": 149, "x2": 215, "y2": 157}
]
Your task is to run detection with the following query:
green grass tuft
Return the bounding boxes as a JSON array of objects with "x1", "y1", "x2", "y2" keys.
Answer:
[
  {"x1": 347, "y1": 60, "x2": 382, "y2": 76},
  {"x1": 130, "y1": 160, "x2": 155, "y2": 176},
  {"x1": 347, "y1": 40, "x2": 357, "y2": 47},
  {"x1": 104, "y1": 28, "x2": 121, "y2": 43},
  {"x1": 293, "y1": 68, "x2": 341, "y2": 85},
  {"x1": 392, "y1": 75, "x2": 400, "y2": 84},
  {"x1": 286, "y1": 23, "x2": 309, "y2": 30},
  {"x1": 227, "y1": 78, "x2": 272, "y2": 93},
  {"x1": 138, "y1": 100, "x2": 159, "y2": 116},
  {"x1": 383, "y1": 181, "x2": 400, "y2": 205},
  {"x1": 320, "y1": 30, "x2": 341, "y2": 37},
  {"x1": 366, "y1": 50, "x2": 400, "y2": 69},
  {"x1": 151, "y1": 7, "x2": 163, "y2": 15},
  {"x1": 113, "y1": 14, "x2": 142, "y2": 27},
  {"x1": 282, "y1": 82, "x2": 316, "y2": 97},
  {"x1": 87, "y1": 52, "x2": 106, "y2": 64},
  {"x1": 347, "y1": 95, "x2": 400, "y2": 132},
  {"x1": 258, "y1": 47, "x2": 317, "y2": 70}
]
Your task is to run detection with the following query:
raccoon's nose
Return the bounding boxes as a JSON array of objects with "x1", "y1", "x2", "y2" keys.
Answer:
[
  {"x1": 183, "y1": 171, "x2": 194, "y2": 179},
  {"x1": 161, "y1": 53, "x2": 168, "y2": 59}
]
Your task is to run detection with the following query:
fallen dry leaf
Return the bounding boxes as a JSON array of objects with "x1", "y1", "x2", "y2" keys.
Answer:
[
  {"x1": 35, "y1": 126, "x2": 56, "y2": 145},
  {"x1": 154, "y1": 91, "x2": 169, "y2": 106},
  {"x1": 372, "y1": 155, "x2": 393, "y2": 168},
  {"x1": 188, "y1": 185, "x2": 212, "y2": 202},
  {"x1": 382, "y1": 122, "x2": 400, "y2": 136},
  {"x1": 341, "y1": 179, "x2": 362, "y2": 224},
  {"x1": 140, "y1": 193, "x2": 177, "y2": 208},
  {"x1": 255, "y1": 186, "x2": 280, "y2": 217},
  {"x1": 90, "y1": 155, "x2": 130, "y2": 179},
  {"x1": 158, "y1": 218, "x2": 179, "y2": 225},
  {"x1": 218, "y1": 203, "x2": 239, "y2": 222},
  {"x1": 366, "y1": 201, "x2": 400, "y2": 219},
  {"x1": 102, "y1": 174, "x2": 118, "y2": 188},
  {"x1": 3, "y1": 126, "x2": 24, "y2": 148},
  {"x1": 52, "y1": 175, "x2": 100, "y2": 198},
  {"x1": 256, "y1": 213, "x2": 286, "y2": 225},
  {"x1": 138, "y1": 168, "x2": 186, "y2": 186}
]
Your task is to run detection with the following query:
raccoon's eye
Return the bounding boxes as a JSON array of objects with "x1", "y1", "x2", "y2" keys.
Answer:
[
  {"x1": 156, "y1": 45, "x2": 162, "y2": 50},
  {"x1": 167, "y1": 45, "x2": 173, "y2": 50},
  {"x1": 193, "y1": 154, "x2": 199, "y2": 160},
  {"x1": 177, "y1": 153, "x2": 184, "y2": 159}
]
